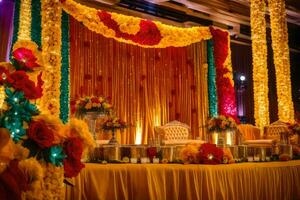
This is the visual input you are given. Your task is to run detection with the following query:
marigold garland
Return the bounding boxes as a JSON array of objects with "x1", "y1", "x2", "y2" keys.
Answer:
[
  {"x1": 60, "y1": 0, "x2": 212, "y2": 48},
  {"x1": 250, "y1": 0, "x2": 270, "y2": 129},
  {"x1": 268, "y1": 0, "x2": 294, "y2": 122},
  {"x1": 40, "y1": 0, "x2": 62, "y2": 117},
  {"x1": 18, "y1": 0, "x2": 31, "y2": 41}
]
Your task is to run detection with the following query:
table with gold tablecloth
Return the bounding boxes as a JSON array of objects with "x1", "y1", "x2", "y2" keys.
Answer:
[{"x1": 65, "y1": 161, "x2": 300, "y2": 200}]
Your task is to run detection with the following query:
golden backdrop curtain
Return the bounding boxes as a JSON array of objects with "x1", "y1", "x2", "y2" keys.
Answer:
[{"x1": 70, "y1": 17, "x2": 208, "y2": 144}]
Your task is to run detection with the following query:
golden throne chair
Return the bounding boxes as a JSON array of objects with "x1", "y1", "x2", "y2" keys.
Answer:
[{"x1": 154, "y1": 120, "x2": 205, "y2": 145}]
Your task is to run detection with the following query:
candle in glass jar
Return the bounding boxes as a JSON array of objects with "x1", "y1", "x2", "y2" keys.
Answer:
[
  {"x1": 212, "y1": 132, "x2": 219, "y2": 145},
  {"x1": 153, "y1": 157, "x2": 160, "y2": 164},
  {"x1": 130, "y1": 158, "x2": 137, "y2": 164},
  {"x1": 248, "y1": 157, "x2": 253, "y2": 162}
]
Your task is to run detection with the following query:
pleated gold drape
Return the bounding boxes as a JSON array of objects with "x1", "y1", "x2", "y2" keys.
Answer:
[{"x1": 70, "y1": 17, "x2": 208, "y2": 144}]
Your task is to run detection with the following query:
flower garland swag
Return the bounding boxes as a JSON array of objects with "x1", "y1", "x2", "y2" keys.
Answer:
[
  {"x1": 207, "y1": 40, "x2": 218, "y2": 117},
  {"x1": 0, "y1": 41, "x2": 95, "y2": 200},
  {"x1": 209, "y1": 27, "x2": 238, "y2": 122},
  {"x1": 59, "y1": 0, "x2": 212, "y2": 48},
  {"x1": 250, "y1": 0, "x2": 270, "y2": 130},
  {"x1": 268, "y1": 0, "x2": 294, "y2": 122}
]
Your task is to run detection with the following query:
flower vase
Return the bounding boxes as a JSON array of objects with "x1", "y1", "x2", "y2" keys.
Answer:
[
  {"x1": 84, "y1": 112, "x2": 105, "y2": 140},
  {"x1": 209, "y1": 130, "x2": 234, "y2": 147},
  {"x1": 109, "y1": 129, "x2": 118, "y2": 145}
]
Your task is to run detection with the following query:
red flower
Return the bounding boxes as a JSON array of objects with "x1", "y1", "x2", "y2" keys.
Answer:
[
  {"x1": 133, "y1": 20, "x2": 162, "y2": 45},
  {"x1": 147, "y1": 147, "x2": 157, "y2": 160},
  {"x1": 198, "y1": 143, "x2": 223, "y2": 165},
  {"x1": 97, "y1": 11, "x2": 162, "y2": 46},
  {"x1": 0, "y1": 160, "x2": 29, "y2": 200},
  {"x1": 12, "y1": 48, "x2": 40, "y2": 70},
  {"x1": 27, "y1": 120, "x2": 55, "y2": 149},
  {"x1": 10, "y1": 71, "x2": 29, "y2": 88},
  {"x1": 64, "y1": 137, "x2": 83, "y2": 160},
  {"x1": 210, "y1": 27, "x2": 237, "y2": 120},
  {"x1": 10, "y1": 71, "x2": 43, "y2": 99},
  {"x1": 63, "y1": 158, "x2": 85, "y2": 178},
  {"x1": 90, "y1": 97, "x2": 100, "y2": 104},
  {"x1": 0, "y1": 67, "x2": 13, "y2": 85}
]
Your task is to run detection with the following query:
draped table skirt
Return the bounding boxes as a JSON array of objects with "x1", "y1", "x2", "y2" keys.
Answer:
[{"x1": 65, "y1": 161, "x2": 300, "y2": 200}]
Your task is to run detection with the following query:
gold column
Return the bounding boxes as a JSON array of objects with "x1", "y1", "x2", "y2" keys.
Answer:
[
  {"x1": 268, "y1": 0, "x2": 294, "y2": 122},
  {"x1": 250, "y1": 0, "x2": 270, "y2": 130}
]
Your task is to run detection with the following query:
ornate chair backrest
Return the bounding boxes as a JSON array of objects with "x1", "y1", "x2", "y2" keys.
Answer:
[
  {"x1": 155, "y1": 120, "x2": 190, "y2": 142},
  {"x1": 237, "y1": 124, "x2": 261, "y2": 141},
  {"x1": 264, "y1": 120, "x2": 289, "y2": 140}
]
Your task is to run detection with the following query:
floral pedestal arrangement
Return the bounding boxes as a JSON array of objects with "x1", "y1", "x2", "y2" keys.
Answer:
[
  {"x1": 109, "y1": 129, "x2": 118, "y2": 145},
  {"x1": 102, "y1": 116, "x2": 127, "y2": 145},
  {"x1": 207, "y1": 115, "x2": 238, "y2": 147}
]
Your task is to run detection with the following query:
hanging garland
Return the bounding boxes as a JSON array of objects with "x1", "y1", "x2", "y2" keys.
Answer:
[
  {"x1": 60, "y1": 11, "x2": 70, "y2": 123},
  {"x1": 207, "y1": 40, "x2": 218, "y2": 117},
  {"x1": 18, "y1": 0, "x2": 31, "y2": 41},
  {"x1": 31, "y1": 0, "x2": 42, "y2": 48},
  {"x1": 268, "y1": 0, "x2": 294, "y2": 122},
  {"x1": 250, "y1": 0, "x2": 270, "y2": 129},
  {"x1": 209, "y1": 27, "x2": 238, "y2": 121},
  {"x1": 59, "y1": 0, "x2": 212, "y2": 48},
  {"x1": 40, "y1": 0, "x2": 62, "y2": 117},
  {"x1": 10, "y1": 0, "x2": 21, "y2": 59}
]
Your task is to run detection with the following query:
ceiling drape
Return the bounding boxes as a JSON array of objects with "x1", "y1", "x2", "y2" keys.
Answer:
[{"x1": 69, "y1": 17, "x2": 208, "y2": 144}]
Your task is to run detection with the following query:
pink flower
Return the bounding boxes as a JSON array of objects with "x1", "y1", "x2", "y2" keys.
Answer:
[{"x1": 12, "y1": 48, "x2": 40, "y2": 70}]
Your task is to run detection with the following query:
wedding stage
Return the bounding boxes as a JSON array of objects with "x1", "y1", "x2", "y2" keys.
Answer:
[{"x1": 65, "y1": 160, "x2": 300, "y2": 200}]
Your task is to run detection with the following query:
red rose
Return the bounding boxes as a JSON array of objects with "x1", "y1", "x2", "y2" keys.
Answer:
[
  {"x1": 10, "y1": 71, "x2": 29, "y2": 88},
  {"x1": 27, "y1": 120, "x2": 55, "y2": 149},
  {"x1": 64, "y1": 137, "x2": 83, "y2": 160},
  {"x1": 11, "y1": 71, "x2": 43, "y2": 99},
  {"x1": 12, "y1": 48, "x2": 40, "y2": 70},
  {"x1": 199, "y1": 143, "x2": 223, "y2": 165},
  {"x1": 63, "y1": 158, "x2": 85, "y2": 178},
  {"x1": 0, "y1": 160, "x2": 29, "y2": 200},
  {"x1": 90, "y1": 97, "x2": 100, "y2": 104}
]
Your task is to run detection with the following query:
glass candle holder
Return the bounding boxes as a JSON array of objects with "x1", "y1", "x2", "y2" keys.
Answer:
[
  {"x1": 237, "y1": 145, "x2": 248, "y2": 161},
  {"x1": 160, "y1": 146, "x2": 174, "y2": 162},
  {"x1": 120, "y1": 146, "x2": 131, "y2": 159},
  {"x1": 103, "y1": 145, "x2": 120, "y2": 161},
  {"x1": 279, "y1": 144, "x2": 293, "y2": 159}
]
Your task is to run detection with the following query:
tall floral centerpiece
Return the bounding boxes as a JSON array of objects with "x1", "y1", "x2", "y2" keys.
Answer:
[
  {"x1": 74, "y1": 96, "x2": 113, "y2": 139},
  {"x1": 0, "y1": 41, "x2": 95, "y2": 200},
  {"x1": 101, "y1": 116, "x2": 127, "y2": 144},
  {"x1": 207, "y1": 115, "x2": 237, "y2": 146}
]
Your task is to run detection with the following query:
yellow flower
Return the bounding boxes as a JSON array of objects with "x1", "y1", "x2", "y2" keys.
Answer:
[
  {"x1": 65, "y1": 118, "x2": 96, "y2": 157},
  {"x1": 180, "y1": 143, "x2": 201, "y2": 163},
  {"x1": 85, "y1": 102, "x2": 92, "y2": 110},
  {"x1": 33, "y1": 115, "x2": 65, "y2": 144},
  {"x1": 19, "y1": 158, "x2": 44, "y2": 184}
]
